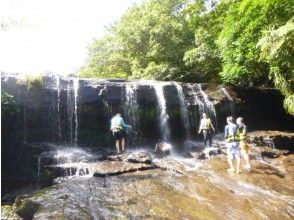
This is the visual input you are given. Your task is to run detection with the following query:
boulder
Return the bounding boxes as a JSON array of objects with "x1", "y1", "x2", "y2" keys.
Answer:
[
  {"x1": 248, "y1": 130, "x2": 294, "y2": 151},
  {"x1": 15, "y1": 198, "x2": 41, "y2": 220}
]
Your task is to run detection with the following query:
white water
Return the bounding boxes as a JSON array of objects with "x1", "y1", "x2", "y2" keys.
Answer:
[
  {"x1": 154, "y1": 83, "x2": 171, "y2": 141},
  {"x1": 37, "y1": 156, "x2": 41, "y2": 188},
  {"x1": 73, "y1": 78, "x2": 79, "y2": 147},
  {"x1": 174, "y1": 82, "x2": 191, "y2": 139},
  {"x1": 125, "y1": 83, "x2": 139, "y2": 130},
  {"x1": 67, "y1": 83, "x2": 73, "y2": 143},
  {"x1": 53, "y1": 148, "x2": 95, "y2": 177},
  {"x1": 187, "y1": 84, "x2": 205, "y2": 114},
  {"x1": 56, "y1": 75, "x2": 61, "y2": 141},
  {"x1": 197, "y1": 84, "x2": 218, "y2": 130}
]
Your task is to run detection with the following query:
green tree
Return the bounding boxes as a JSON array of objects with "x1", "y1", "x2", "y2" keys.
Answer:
[
  {"x1": 116, "y1": 0, "x2": 193, "y2": 80},
  {"x1": 80, "y1": 34, "x2": 131, "y2": 78},
  {"x1": 257, "y1": 19, "x2": 294, "y2": 115},
  {"x1": 218, "y1": 0, "x2": 294, "y2": 86}
]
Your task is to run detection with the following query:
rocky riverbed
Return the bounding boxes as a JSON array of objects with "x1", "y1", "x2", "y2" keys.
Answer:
[{"x1": 2, "y1": 137, "x2": 294, "y2": 220}]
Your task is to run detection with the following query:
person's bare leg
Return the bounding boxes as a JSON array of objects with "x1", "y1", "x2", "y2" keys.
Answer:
[
  {"x1": 227, "y1": 158, "x2": 235, "y2": 172},
  {"x1": 244, "y1": 153, "x2": 251, "y2": 168},
  {"x1": 236, "y1": 157, "x2": 241, "y2": 174},
  {"x1": 116, "y1": 140, "x2": 120, "y2": 154},
  {"x1": 121, "y1": 138, "x2": 125, "y2": 151}
]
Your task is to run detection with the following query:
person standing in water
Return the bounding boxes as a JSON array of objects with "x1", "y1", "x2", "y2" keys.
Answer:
[
  {"x1": 236, "y1": 117, "x2": 251, "y2": 171},
  {"x1": 110, "y1": 113, "x2": 131, "y2": 154},
  {"x1": 224, "y1": 116, "x2": 241, "y2": 174},
  {"x1": 198, "y1": 113, "x2": 215, "y2": 147}
]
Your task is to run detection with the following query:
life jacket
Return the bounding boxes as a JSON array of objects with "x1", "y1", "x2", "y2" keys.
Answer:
[
  {"x1": 202, "y1": 118, "x2": 212, "y2": 130},
  {"x1": 225, "y1": 124, "x2": 240, "y2": 142},
  {"x1": 238, "y1": 126, "x2": 247, "y2": 140}
]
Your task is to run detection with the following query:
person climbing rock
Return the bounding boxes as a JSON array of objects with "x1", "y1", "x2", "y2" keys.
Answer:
[
  {"x1": 198, "y1": 113, "x2": 215, "y2": 147},
  {"x1": 110, "y1": 113, "x2": 131, "y2": 154},
  {"x1": 236, "y1": 117, "x2": 251, "y2": 171},
  {"x1": 224, "y1": 116, "x2": 241, "y2": 174}
]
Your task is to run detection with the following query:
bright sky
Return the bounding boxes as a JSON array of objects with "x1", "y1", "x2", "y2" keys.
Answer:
[{"x1": 0, "y1": 0, "x2": 142, "y2": 75}]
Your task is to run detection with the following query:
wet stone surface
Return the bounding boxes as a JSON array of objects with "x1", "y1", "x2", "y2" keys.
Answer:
[{"x1": 2, "y1": 147, "x2": 294, "y2": 220}]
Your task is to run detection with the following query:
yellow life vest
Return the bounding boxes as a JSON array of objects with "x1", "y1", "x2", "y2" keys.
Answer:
[
  {"x1": 225, "y1": 125, "x2": 240, "y2": 142},
  {"x1": 202, "y1": 118, "x2": 211, "y2": 130},
  {"x1": 238, "y1": 126, "x2": 247, "y2": 141}
]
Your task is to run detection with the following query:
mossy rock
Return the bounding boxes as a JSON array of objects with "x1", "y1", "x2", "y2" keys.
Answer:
[
  {"x1": 15, "y1": 199, "x2": 41, "y2": 220},
  {"x1": 1, "y1": 205, "x2": 22, "y2": 220}
]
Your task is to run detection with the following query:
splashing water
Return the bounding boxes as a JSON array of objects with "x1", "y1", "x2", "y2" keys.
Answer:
[
  {"x1": 67, "y1": 82, "x2": 73, "y2": 143},
  {"x1": 73, "y1": 78, "x2": 79, "y2": 147},
  {"x1": 154, "y1": 83, "x2": 171, "y2": 142},
  {"x1": 56, "y1": 74, "x2": 61, "y2": 141},
  {"x1": 52, "y1": 148, "x2": 96, "y2": 177},
  {"x1": 125, "y1": 83, "x2": 139, "y2": 130},
  {"x1": 174, "y1": 82, "x2": 191, "y2": 139}
]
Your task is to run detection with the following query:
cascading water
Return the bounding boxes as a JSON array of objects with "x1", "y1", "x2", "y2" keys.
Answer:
[
  {"x1": 73, "y1": 78, "x2": 79, "y2": 147},
  {"x1": 125, "y1": 83, "x2": 139, "y2": 131},
  {"x1": 51, "y1": 148, "x2": 96, "y2": 177},
  {"x1": 56, "y1": 75, "x2": 61, "y2": 141},
  {"x1": 23, "y1": 107, "x2": 27, "y2": 144},
  {"x1": 37, "y1": 156, "x2": 41, "y2": 189},
  {"x1": 67, "y1": 83, "x2": 73, "y2": 143},
  {"x1": 219, "y1": 87, "x2": 235, "y2": 116},
  {"x1": 154, "y1": 83, "x2": 171, "y2": 142},
  {"x1": 174, "y1": 82, "x2": 191, "y2": 139},
  {"x1": 197, "y1": 84, "x2": 218, "y2": 131}
]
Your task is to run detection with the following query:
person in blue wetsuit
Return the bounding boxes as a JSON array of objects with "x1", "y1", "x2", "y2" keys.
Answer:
[
  {"x1": 110, "y1": 113, "x2": 131, "y2": 154},
  {"x1": 224, "y1": 116, "x2": 241, "y2": 174}
]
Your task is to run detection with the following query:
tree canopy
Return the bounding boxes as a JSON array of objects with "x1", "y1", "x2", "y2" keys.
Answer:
[{"x1": 80, "y1": 0, "x2": 294, "y2": 115}]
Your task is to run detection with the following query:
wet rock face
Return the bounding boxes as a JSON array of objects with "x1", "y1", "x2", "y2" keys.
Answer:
[
  {"x1": 15, "y1": 198, "x2": 40, "y2": 220},
  {"x1": 5, "y1": 150, "x2": 294, "y2": 220},
  {"x1": 248, "y1": 130, "x2": 294, "y2": 151}
]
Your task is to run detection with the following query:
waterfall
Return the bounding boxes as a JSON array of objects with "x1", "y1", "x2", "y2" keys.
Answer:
[
  {"x1": 174, "y1": 82, "x2": 191, "y2": 139},
  {"x1": 186, "y1": 84, "x2": 217, "y2": 131},
  {"x1": 219, "y1": 87, "x2": 235, "y2": 115},
  {"x1": 67, "y1": 83, "x2": 73, "y2": 143},
  {"x1": 73, "y1": 78, "x2": 79, "y2": 147},
  {"x1": 196, "y1": 84, "x2": 218, "y2": 131},
  {"x1": 37, "y1": 156, "x2": 41, "y2": 189},
  {"x1": 125, "y1": 83, "x2": 139, "y2": 130},
  {"x1": 56, "y1": 75, "x2": 61, "y2": 141},
  {"x1": 23, "y1": 107, "x2": 27, "y2": 144},
  {"x1": 52, "y1": 148, "x2": 94, "y2": 177},
  {"x1": 187, "y1": 84, "x2": 205, "y2": 114},
  {"x1": 154, "y1": 83, "x2": 170, "y2": 142}
]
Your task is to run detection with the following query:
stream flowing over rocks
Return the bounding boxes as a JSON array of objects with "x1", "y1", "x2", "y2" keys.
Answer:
[{"x1": 1, "y1": 73, "x2": 294, "y2": 219}]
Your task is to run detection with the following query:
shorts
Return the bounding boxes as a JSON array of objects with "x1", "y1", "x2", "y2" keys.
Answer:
[
  {"x1": 240, "y1": 141, "x2": 249, "y2": 154},
  {"x1": 112, "y1": 129, "x2": 125, "y2": 140},
  {"x1": 226, "y1": 142, "x2": 241, "y2": 160}
]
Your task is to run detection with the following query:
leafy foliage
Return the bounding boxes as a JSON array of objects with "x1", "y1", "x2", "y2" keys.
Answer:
[
  {"x1": 17, "y1": 73, "x2": 44, "y2": 90},
  {"x1": 1, "y1": 92, "x2": 17, "y2": 115},
  {"x1": 257, "y1": 19, "x2": 294, "y2": 114},
  {"x1": 80, "y1": 0, "x2": 294, "y2": 114}
]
